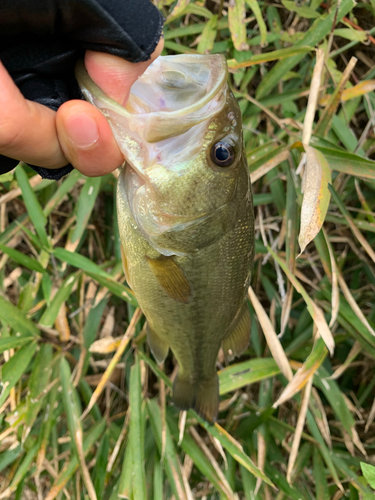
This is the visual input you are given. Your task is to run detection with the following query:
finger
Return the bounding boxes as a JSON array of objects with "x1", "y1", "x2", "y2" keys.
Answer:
[
  {"x1": 84, "y1": 35, "x2": 164, "y2": 105},
  {"x1": 56, "y1": 100, "x2": 124, "y2": 177},
  {"x1": 0, "y1": 60, "x2": 123, "y2": 176},
  {"x1": 0, "y1": 60, "x2": 67, "y2": 169}
]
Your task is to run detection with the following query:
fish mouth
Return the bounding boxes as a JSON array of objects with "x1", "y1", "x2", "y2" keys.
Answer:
[{"x1": 75, "y1": 54, "x2": 228, "y2": 145}]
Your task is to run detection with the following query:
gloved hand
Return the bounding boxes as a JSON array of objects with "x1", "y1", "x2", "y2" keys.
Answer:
[{"x1": 0, "y1": 0, "x2": 164, "y2": 179}]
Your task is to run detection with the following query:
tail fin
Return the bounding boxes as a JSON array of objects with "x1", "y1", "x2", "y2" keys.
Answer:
[{"x1": 173, "y1": 372, "x2": 219, "y2": 424}]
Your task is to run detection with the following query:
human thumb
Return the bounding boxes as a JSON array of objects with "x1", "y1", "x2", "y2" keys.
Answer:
[{"x1": 84, "y1": 37, "x2": 164, "y2": 106}]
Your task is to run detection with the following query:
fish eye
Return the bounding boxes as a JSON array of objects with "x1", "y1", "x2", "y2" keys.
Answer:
[{"x1": 210, "y1": 141, "x2": 235, "y2": 167}]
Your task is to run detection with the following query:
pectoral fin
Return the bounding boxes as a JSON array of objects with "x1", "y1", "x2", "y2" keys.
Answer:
[
  {"x1": 147, "y1": 323, "x2": 169, "y2": 364},
  {"x1": 222, "y1": 304, "x2": 251, "y2": 362},
  {"x1": 146, "y1": 255, "x2": 192, "y2": 304}
]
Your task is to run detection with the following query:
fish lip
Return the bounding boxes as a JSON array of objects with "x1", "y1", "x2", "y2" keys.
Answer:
[{"x1": 75, "y1": 55, "x2": 227, "y2": 121}]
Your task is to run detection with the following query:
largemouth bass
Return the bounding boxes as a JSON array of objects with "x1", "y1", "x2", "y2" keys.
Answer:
[{"x1": 76, "y1": 55, "x2": 254, "y2": 423}]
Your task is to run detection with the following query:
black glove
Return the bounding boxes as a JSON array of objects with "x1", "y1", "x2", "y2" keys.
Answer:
[{"x1": 0, "y1": 0, "x2": 163, "y2": 179}]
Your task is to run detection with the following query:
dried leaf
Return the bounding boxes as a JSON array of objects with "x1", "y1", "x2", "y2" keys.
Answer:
[
  {"x1": 228, "y1": 0, "x2": 249, "y2": 51},
  {"x1": 165, "y1": 0, "x2": 190, "y2": 23},
  {"x1": 270, "y1": 249, "x2": 335, "y2": 355},
  {"x1": 299, "y1": 146, "x2": 332, "y2": 254},
  {"x1": 89, "y1": 336, "x2": 121, "y2": 354},
  {"x1": 249, "y1": 287, "x2": 293, "y2": 381},
  {"x1": 337, "y1": 273, "x2": 375, "y2": 338},
  {"x1": 81, "y1": 308, "x2": 142, "y2": 419},
  {"x1": 302, "y1": 49, "x2": 325, "y2": 146},
  {"x1": 197, "y1": 15, "x2": 217, "y2": 54},
  {"x1": 274, "y1": 338, "x2": 327, "y2": 408},
  {"x1": 287, "y1": 377, "x2": 313, "y2": 483}
]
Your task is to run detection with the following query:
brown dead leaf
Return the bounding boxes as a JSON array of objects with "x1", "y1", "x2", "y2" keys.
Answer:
[{"x1": 299, "y1": 146, "x2": 332, "y2": 254}]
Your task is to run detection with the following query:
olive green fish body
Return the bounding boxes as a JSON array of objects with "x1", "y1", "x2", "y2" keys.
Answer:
[{"x1": 76, "y1": 54, "x2": 254, "y2": 423}]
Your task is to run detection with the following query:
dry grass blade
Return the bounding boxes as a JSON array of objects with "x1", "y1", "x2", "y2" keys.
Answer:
[
  {"x1": 287, "y1": 376, "x2": 313, "y2": 483},
  {"x1": 337, "y1": 273, "x2": 375, "y2": 338},
  {"x1": 244, "y1": 93, "x2": 288, "y2": 130},
  {"x1": 339, "y1": 79, "x2": 375, "y2": 102},
  {"x1": 250, "y1": 149, "x2": 290, "y2": 183},
  {"x1": 2, "y1": 1, "x2": 375, "y2": 497},
  {"x1": 0, "y1": 173, "x2": 43, "y2": 205},
  {"x1": 165, "y1": 0, "x2": 190, "y2": 23},
  {"x1": 274, "y1": 337, "x2": 327, "y2": 408},
  {"x1": 178, "y1": 411, "x2": 187, "y2": 445},
  {"x1": 190, "y1": 427, "x2": 236, "y2": 500},
  {"x1": 280, "y1": 283, "x2": 293, "y2": 338},
  {"x1": 107, "y1": 410, "x2": 129, "y2": 473},
  {"x1": 302, "y1": 48, "x2": 325, "y2": 146},
  {"x1": 270, "y1": 248, "x2": 335, "y2": 355},
  {"x1": 55, "y1": 303, "x2": 70, "y2": 342},
  {"x1": 323, "y1": 230, "x2": 339, "y2": 328},
  {"x1": 74, "y1": 428, "x2": 97, "y2": 500},
  {"x1": 330, "y1": 341, "x2": 362, "y2": 380},
  {"x1": 365, "y1": 397, "x2": 375, "y2": 433},
  {"x1": 329, "y1": 184, "x2": 375, "y2": 263},
  {"x1": 254, "y1": 431, "x2": 266, "y2": 495},
  {"x1": 89, "y1": 336, "x2": 121, "y2": 354},
  {"x1": 310, "y1": 387, "x2": 332, "y2": 448},
  {"x1": 81, "y1": 308, "x2": 142, "y2": 419},
  {"x1": 249, "y1": 286, "x2": 293, "y2": 382},
  {"x1": 314, "y1": 56, "x2": 357, "y2": 136}
]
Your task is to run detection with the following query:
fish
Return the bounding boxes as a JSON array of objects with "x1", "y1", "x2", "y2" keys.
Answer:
[{"x1": 76, "y1": 54, "x2": 254, "y2": 423}]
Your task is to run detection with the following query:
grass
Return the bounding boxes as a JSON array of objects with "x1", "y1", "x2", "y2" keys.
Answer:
[{"x1": 1, "y1": 0, "x2": 375, "y2": 498}]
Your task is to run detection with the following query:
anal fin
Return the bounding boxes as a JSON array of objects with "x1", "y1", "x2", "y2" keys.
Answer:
[
  {"x1": 173, "y1": 372, "x2": 219, "y2": 424},
  {"x1": 147, "y1": 324, "x2": 169, "y2": 364},
  {"x1": 146, "y1": 255, "x2": 192, "y2": 304},
  {"x1": 222, "y1": 303, "x2": 251, "y2": 362}
]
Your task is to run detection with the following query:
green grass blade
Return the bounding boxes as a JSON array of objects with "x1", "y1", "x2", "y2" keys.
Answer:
[
  {"x1": 93, "y1": 431, "x2": 109, "y2": 499},
  {"x1": 219, "y1": 358, "x2": 280, "y2": 394},
  {"x1": 117, "y1": 438, "x2": 133, "y2": 499},
  {"x1": 44, "y1": 419, "x2": 106, "y2": 500},
  {"x1": 314, "y1": 366, "x2": 355, "y2": 436},
  {"x1": 68, "y1": 177, "x2": 101, "y2": 245},
  {"x1": 0, "y1": 296, "x2": 40, "y2": 337},
  {"x1": 39, "y1": 272, "x2": 78, "y2": 327},
  {"x1": 53, "y1": 248, "x2": 110, "y2": 278},
  {"x1": 15, "y1": 165, "x2": 49, "y2": 248},
  {"x1": 43, "y1": 169, "x2": 82, "y2": 217},
  {"x1": 0, "y1": 244, "x2": 46, "y2": 273},
  {"x1": 128, "y1": 357, "x2": 147, "y2": 499},
  {"x1": 255, "y1": 0, "x2": 355, "y2": 98},
  {"x1": 167, "y1": 412, "x2": 232, "y2": 497},
  {"x1": 0, "y1": 336, "x2": 35, "y2": 353},
  {"x1": 147, "y1": 398, "x2": 188, "y2": 499},
  {"x1": 0, "y1": 341, "x2": 37, "y2": 407},
  {"x1": 199, "y1": 420, "x2": 275, "y2": 488},
  {"x1": 24, "y1": 343, "x2": 53, "y2": 439},
  {"x1": 7, "y1": 442, "x2": 39, "y2": 494},
  {"x1": 313, "y1": 445, "x2": 330, "y2": 499},
  {"x1": 314, "y1": 146, "x2": 375, "y2": 179}
]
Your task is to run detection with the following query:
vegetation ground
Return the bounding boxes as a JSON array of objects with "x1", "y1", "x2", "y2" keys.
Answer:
[{"x1": 1, "y1": 0, "x2": 375, "y2": 498}]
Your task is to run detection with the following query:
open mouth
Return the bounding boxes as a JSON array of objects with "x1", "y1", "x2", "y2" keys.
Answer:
[{"x1": 75, "y1": 54, "x2": 228, "y2": 144}]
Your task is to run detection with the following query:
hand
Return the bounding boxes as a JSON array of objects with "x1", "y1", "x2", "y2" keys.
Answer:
[{"x1": 0, "y1": 0, "x2": 164, "y2": 179}]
